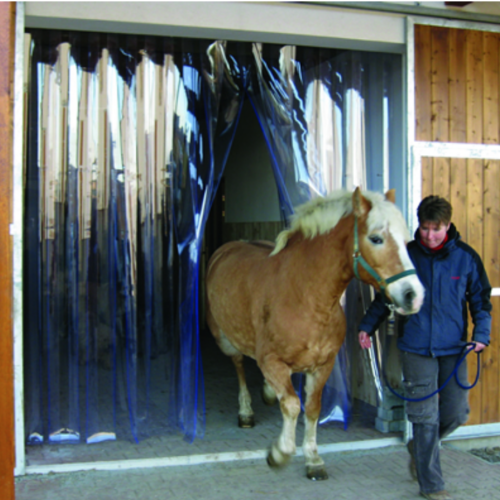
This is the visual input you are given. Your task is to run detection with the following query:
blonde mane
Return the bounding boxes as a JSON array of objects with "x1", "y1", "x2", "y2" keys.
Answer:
[{"x1": 271, "y1": 189, "x2": 397, "y2": 256}]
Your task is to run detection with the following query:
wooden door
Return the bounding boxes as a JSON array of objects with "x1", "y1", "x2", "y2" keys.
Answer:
[{"x1": 415, "y1": 24, "x2": 500, "y2": 425}]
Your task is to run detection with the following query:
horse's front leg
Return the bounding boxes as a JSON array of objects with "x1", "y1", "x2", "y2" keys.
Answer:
[
  {"x1": 260, "y1": 362, "x2": 301, "y2": 468},
  {"x1": 302, "y1": 366, "x2": 335, "y2": 481}
]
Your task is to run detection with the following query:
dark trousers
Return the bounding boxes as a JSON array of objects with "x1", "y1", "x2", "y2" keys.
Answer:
[{"x1": 402, "y1": 351, "x2": 470, "y2": 494}]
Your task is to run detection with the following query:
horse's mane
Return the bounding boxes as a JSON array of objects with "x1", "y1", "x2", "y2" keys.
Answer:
[{"x1": 270, "y1": 189, "x2": 391, "y2": 256}]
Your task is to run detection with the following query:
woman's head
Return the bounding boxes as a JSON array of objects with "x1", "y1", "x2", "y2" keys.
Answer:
[
  {"x1": 417, "y1": 195, "x2": 452, "y2": 227},
  {"x1": 417, "y1": 196, "x2": 452, "y2": 249}
]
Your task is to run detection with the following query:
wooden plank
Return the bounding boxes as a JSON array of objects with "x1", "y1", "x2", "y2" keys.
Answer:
[
  {"x1": 465, "y1": 29, "x2": 485, "y2": 424},
  {"x1": 431, "y1": 27, "x2": 450, "y2": 142},
  {"x1": 448, "y1": 29, "x2": 467, "y2": 235},
  {"x1": 430, "y1": 156, "x2": 450, "y2": 200},
  {"x1": 479, "y1": 33, "x2": 500, "y2": 423},
  {"x1": 415, "y1": 25, "x2": 433, "y2": 206},
  {"x1": 482, "y1": 32, "x2": 499, "y2": 145},
  {"x1": 421, "y1": 157, "x2": 433, "y2": 199},
  {"x1": 0, "y1": 3, "x2": 16, "y2": 498},
  {"x1": 415, "y1": 24, "x2": 432, "y2": 141},
  {"x1": 465, "y1": 157, "x2": 484, "y2": 425},
  {"x1": 449, "y1": 28, "x2": 467, "y2": 143},
  {"x1": 449, "y1": 157, "x2": 467, "y2": 237},
  {"x1": 431, "y1": 27, "x2": 450, "y2": 199},
  {"x1": 482, "y1": 159, "x2": 500, "y2": 423},
  {"x1": 466, "y1": 30, "x2": 484, "y2": 145}
]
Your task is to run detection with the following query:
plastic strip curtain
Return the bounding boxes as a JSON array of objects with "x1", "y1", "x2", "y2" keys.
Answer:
[
  {"x1": 168, "y1": 39, "x2": 245, "y2": 441},
  {"x1": 247, "y1": 45, "x2": 402, "y2": 426},
  {"x1": 23, "y1": 31, "x2": 244, "y2": 444}
]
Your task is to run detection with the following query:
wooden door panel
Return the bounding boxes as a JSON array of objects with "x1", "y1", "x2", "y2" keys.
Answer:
[{"x1": 421, "y1": 157, "x2": 499, "y2": 424}]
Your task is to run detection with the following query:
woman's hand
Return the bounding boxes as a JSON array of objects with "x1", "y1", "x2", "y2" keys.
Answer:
[
  {"x1": 470, "y1": 341, "x2": 486, "y2": 353},
  {"x1": 358, "y1": 331, "x2": 372, "y2": 349}
]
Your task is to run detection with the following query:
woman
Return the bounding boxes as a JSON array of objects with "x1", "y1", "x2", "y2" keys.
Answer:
[{"x1": 358, "y1": 195, "x2": 492, "y2": 500}]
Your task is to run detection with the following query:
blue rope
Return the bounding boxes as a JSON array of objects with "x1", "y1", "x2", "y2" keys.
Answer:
[{"x1": 383, "y1": 342, "x2": 481, "y2": 402}]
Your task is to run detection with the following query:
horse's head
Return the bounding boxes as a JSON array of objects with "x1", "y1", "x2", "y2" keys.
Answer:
[{"x1": 352, "y1": 187, "x2": 424, "y2": 315}]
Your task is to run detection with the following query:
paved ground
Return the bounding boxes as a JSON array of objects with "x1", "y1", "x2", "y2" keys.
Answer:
[
  {"x1": 18, "y1": 336, "x2": 500, "y2": 499},
  {"x1": 16, "y1": 443, "x2": 500, "y2": 500}
]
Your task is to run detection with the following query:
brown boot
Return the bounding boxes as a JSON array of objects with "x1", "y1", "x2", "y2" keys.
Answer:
[
  {"x1": 419, "y1": 490, "x2": 453, "y2": 500},
  {"x1": 407, "y1": 439, "x2": 417, "y2": 481}
]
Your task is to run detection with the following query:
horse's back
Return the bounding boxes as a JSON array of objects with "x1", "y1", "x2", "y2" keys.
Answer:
[{"x1": 207, "y1": 240, "x2": 275, "y2": 278}]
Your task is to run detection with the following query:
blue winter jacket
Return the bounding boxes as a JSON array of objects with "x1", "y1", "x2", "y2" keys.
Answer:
[{"x1": 358, "y1": 223, "x2": 492, "y2": 357}]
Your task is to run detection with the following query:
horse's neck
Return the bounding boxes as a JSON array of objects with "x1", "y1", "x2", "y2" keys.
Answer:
[{"x1": 285, "y1": 216, "x2": 354, "y2": 302}]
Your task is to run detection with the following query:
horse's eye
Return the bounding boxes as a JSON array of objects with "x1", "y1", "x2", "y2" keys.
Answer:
[{"x1": 369, "y1": 235, "x2": 384, "y2": 245}]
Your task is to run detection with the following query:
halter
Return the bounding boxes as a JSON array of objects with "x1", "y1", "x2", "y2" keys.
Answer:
[{"x1": 353, "y1": 214, "x2": 417, "y2": 300}]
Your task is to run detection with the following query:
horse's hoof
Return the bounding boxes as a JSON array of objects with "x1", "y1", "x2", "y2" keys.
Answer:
[
  {"x1": 238, "y1": 415, "x2": 255, "y2": 428},
  {"x1": 306, "y1": 465, "x2": 329, "y2": 481},
  {"x1": 266, "y1": 445, "x2": 290, "y2": 469},
  {"x1": 266, "y1": 450, "x2": 279, "y2": 468},
  {"x1": 266, "y1": 449, "x2": 284, "y2": 469}
]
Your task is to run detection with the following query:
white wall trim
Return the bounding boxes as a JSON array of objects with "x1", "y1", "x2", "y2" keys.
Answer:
[
  {"x1": 414, "y1": 141, "x2": 500, "y2": 160},
  {"x1": 13, "y1": 1, "x2": 26, "y2": 478},
  {"x1": 410, "y1": 141, "x2": 500, "y2": 234},
  {"x1": 444, "y1": 423, "x2": 500, "y2": 441},
  {"x1": 410, "y1": 13, "x2": 500, "y2": 34},
  {"x1": 24, "y1": 437, "x2": 402, "y2": 475}
]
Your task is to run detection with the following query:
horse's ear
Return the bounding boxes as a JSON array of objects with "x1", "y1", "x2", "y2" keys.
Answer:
[
  {"x1": 353, "y1": 186, "x2": 370, "y2": 217},
  {"x1": 385, "y1": 189, "x2": 396, "y2": 204}
]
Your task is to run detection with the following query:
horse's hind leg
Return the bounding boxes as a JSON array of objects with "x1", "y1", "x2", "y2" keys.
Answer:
[
  {"x1": 206, "y1": 312, "x2": 255, "y2": 428},
  {"x1": 231, "y1": 354, "x2": 255, "y2": 428},
  {"x1": 302, "y1": 369, "x2": 332, "y2": 481}
]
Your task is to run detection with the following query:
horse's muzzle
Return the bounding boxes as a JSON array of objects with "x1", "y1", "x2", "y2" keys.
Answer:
[{"x1": 389, "y1": 280, "x2": 425, "y2": 315}]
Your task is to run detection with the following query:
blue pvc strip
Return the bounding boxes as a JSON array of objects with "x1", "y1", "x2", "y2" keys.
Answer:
[
  {"x1": 120, "y1": 186, "x2": 139, "y2": 444},
  {"x1": 66, "y1": 166, "x2": 80, "y2": 439},
  {"x1": 109, "y1": 171, "x2": 118, "y2": 435}
]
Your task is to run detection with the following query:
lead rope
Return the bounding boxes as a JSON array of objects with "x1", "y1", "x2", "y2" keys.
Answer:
[{"x1": 381, "y1": 310, "x2": 481, "y2": 402}]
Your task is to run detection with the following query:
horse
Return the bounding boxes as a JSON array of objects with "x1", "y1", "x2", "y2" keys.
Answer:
[{"x1": 205, "y1": 187, "x2": 425, "y2": 480}]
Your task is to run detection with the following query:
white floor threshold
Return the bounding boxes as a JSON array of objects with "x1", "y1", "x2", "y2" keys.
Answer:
[
  {"x1": 24, "y1": 424, "x2": 500, "y2": 476},
  {"x1": 25, "y1": 437, "x2": 403, "y2": 475}
]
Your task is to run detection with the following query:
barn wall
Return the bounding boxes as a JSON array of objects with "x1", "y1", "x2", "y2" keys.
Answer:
[
  {"x1": 7, "y1": 1, "x2": 499, "y2": 482},
  {"x1": 414, "y1": 24, "x2": 500, "y2": 425}
]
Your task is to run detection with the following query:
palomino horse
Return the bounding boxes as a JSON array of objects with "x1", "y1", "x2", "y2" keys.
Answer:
[{"x1": 205, "y1": 188, "x2": 424, "y2": 480}]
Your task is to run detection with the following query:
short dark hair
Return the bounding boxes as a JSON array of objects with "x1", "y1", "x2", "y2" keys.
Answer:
[{"x1": 417, "y1": 195, "x2": 452, "y2": 226}]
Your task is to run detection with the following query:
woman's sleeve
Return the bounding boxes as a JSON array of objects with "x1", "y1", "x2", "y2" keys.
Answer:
[
  {"x1": 358, "y1": 292, "x2": 391, "y2": 336},
  {"x1": 468, "y1": 252, "x2": 492, "y2": 346}
]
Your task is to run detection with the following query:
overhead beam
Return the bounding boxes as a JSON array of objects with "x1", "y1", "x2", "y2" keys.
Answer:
[{"x1": 25, "y1": 1, "x2": 405, "y2": 53}]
